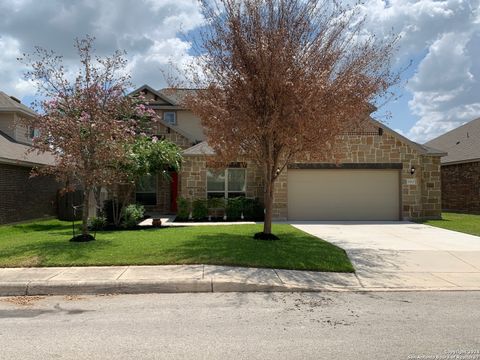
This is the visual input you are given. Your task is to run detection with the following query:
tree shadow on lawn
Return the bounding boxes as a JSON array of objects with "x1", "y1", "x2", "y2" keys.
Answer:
[
  {"x1": 156, "y1": 232, "x2": 353, "y2": 272},
  {"x1": 0, "y1": 238, "x2": 115, "y2": 267},
  {"x1": 12, "y1": 222, "x2": 72, "y2": 232}
]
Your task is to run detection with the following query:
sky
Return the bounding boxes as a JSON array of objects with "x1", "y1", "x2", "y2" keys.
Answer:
[{"x1": 0, "y1": 0, "x2": 479, "y2": 143}]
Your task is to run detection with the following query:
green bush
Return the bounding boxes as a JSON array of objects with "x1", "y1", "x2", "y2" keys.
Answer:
[
  {"x1": 225, "y1": 197, "x2": 264, "y2": 221},
  {"x1": 122, "y1": 203, "x2": 145, "y2": 228},
  {"x1": 242, "y1": 197, "x2": 264, "y2": 220},
  {"x1": 207, "y1": 197, "x2": 225, "y2": 210},
  {"x1": 192, "y1": 199, "x2": 208, "y2": 220},
  {"x1": 226, "y1": 197, "x2": 244, "y2": 220},
  {"x1": 177, "y1": 197, "x2": 190, "y2": 220},
  {"x1": 88, "y1": 216, "x2": 107, "y2": 231},
  {"x1": 103, "y1": 199, "x2": 116, "y2": 224}
]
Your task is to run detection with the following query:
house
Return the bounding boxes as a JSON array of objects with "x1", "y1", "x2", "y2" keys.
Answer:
[
  {"x1": 425, "y1": 117, "x2": 480, "y2": 213},
  {"x1": 0, "y1": 91, "x2": 59, "y2": 224},
  {"x1": 131, "y1": 85, "x2": 445, "y2": 221}
]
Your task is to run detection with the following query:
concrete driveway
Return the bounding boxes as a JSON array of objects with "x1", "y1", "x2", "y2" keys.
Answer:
[{"x1": 291, "y1": 222, "x2": 480, "y2": 290}]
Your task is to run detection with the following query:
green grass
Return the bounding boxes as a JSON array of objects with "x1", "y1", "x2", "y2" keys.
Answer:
[
  {"x1": 421, "y1": 212, "x2": 480, "y2": 237},
  {"x1": 0, "y1": 219, "x2": 353, "y2": 272}
]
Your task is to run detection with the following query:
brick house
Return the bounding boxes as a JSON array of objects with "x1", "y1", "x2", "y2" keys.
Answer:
[
  {"x1": 0, "y1": 91, "x2": 59, "y2": 224},
  {"x1": 425, "y1": 117, "x2": 480, "y2": 213},
  {"x1": 132, "y1": 85, "x2": 445, "y2": 221}
]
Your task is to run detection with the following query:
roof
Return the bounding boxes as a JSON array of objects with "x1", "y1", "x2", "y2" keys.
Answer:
[
  {"x1": 424, "y1": 117, "x2": 480, "y2": 164},
  {"x1": 182, "y1": 118, "x2": 445, "y2": 158},
  {"x1": 0, "y1": 91, "x2": 36, "y2": 117},
  {"x1": 158, "y1": 88, "x2": 199, "y2": 106},
  {"x1": 0, "y1": 131, "x2": 55, "y2": 167},
  {"x1": 182, "y1": 141, "x2": 214, "y2": 156}
]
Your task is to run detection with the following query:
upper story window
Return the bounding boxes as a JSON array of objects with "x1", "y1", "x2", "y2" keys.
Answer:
[
  {"x1": 28, "y1": 127, "x2": 39, "y2": 139},
  {"x1": 163, "y1": 111, "x2": 176, "y2": 125}
]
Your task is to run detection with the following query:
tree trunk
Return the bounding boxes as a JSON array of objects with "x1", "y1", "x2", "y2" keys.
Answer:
[
  {"x1": 263, "y1": 178, "x2": 275, "y2": 235},
  {"x1": 81, "y1": 187, "x2": 90, "y2": 236}
]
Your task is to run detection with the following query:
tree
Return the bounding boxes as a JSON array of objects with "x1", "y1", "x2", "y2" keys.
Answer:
[
  {"x1": 180, "y1": 0, "x2": 399, "y2": 238},
  {"x1": 20, "y1": 37, "x2": 158, "y2": 241},
  {"x1": 109, "y1": 136, "x2": 182, "y2": 227}
]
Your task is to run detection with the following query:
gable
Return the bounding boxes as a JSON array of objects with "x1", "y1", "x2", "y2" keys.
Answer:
[{"x1": 129, "y1": 85, "x2": 176, "y2": 106}]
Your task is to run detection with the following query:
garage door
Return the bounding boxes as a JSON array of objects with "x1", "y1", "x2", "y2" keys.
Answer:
[{"x1": 287, "y1": 169, "x2": 400, "y2": 221}]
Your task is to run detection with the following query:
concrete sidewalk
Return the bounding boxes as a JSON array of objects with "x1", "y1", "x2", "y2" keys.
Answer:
[{"x1": 1, "y1": 264, "x2": 479, "y2": 297}]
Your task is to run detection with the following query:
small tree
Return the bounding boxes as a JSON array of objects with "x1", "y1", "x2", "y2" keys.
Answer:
[
  {"x1": 20, "y1": 37, "x2": 157, "y2": 241},
  {"x1": 181, "y1": 0, "x2": 399, "y2": 237},
  {"x1": 110, "y1": 136, "x2": 182, "y2": 227}
]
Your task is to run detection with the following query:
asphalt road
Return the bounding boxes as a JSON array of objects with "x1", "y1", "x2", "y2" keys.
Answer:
[{"x1": 0, "y1": 291, "x2": 479, "y2": 360}]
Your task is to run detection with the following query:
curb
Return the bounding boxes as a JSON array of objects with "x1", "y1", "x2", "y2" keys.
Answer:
[{"x1": 1, "y1": 280, "x2": 480, "y2": 296}]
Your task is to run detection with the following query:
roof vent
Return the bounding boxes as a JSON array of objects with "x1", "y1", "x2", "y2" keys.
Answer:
[{"x1": 9, "y1": 96, "x2": 21, "y2": 104}]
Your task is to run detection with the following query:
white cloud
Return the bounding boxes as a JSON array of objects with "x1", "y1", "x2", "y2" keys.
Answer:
[
  {"x1": 0, "y1": 0, "x2": 204, "y2": 99},
  {"x1": 359, "y1": 0, "x2": 480, "y2": 142}
]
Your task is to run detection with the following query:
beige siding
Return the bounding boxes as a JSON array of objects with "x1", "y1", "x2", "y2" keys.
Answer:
[
  {"x1": 176, "y1": 110, "x2": 205, "y2": 142},
  {"x1": 13, "y1": 114, "x2": 31, "y2": 144},
  {"x1": 0, "y1": 113, "x2": 15, "y2": 138}
]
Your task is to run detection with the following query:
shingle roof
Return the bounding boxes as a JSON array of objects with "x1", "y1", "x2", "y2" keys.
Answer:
[
  {"x1": 0, "y1": 91, "x2": 36, "y2": 116},
  {"x1": 424, "y1": 117, "x2": 480, "y2": 164},
  {"x1": 158, "y1": 88, "x2": 199, "y2": 106},
  {"x1": 182, "y1": 141, "x2": 214, "y2": 156},
  {"x1": 0, "y1": 131, "x2": 55, "y2": 166}
]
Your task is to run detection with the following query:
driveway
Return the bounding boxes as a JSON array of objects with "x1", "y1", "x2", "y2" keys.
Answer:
[{"x1": 291, "y1": 222, "x2": 480, "y2": 289}]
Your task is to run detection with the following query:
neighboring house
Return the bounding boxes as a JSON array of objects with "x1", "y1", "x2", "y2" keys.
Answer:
[
  {"x1": 425, "y1": 117, "x2": 480, "y2": 213},
  {"x1": 131, "y1": 85, "x2": 445, "y2": 221},
  {"x1": 0, "y1": 91, "x2": 59, "y2": 224}
]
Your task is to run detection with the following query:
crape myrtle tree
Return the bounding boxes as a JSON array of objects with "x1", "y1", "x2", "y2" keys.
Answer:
[
  {"x1": 20, "y1": 37, "x2": 179, "y2": 240},
  {"x1": 181, "y1": 0, "x2": 399, "y2": 238}
]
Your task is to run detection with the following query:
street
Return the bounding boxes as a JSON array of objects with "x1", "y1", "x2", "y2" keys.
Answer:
[{"x1": 0, "y1": 291, "x2": 479, "y2": 359}]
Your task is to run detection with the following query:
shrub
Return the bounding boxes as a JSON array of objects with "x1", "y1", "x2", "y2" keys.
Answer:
[
  {"x1": 242, "y1": 197, "x2": 264, "y2": 220},
  {"x1": 177, "y1": 197, "x2": 190, "y2": 220},
  {"x1": 103, "y1": 199, "x2": 123, "y2": 224},
  {"x1": 88, "y1": 216, "x2": 107, "y2": 231},
  {"x1": 122, "y1": 203, "x2": 145, "y2": 228},
  {"x1": 192, "y1": 199, "x2": 208, "y2": 220},
  {"x1": 226, "y1": 197, "x2": 244, "y2": 220}
]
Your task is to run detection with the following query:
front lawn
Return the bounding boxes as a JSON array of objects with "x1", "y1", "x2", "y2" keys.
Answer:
[
  {"x1": 0, "y1": 219, "x2": 353, "y2": 272},
  {"x1": 421, "y1": 212, "x2": 480, "y2": 237}
]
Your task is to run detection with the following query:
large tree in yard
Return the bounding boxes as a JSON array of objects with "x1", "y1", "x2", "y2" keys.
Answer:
[
  {"x1": 182, "y1": 0, "x2": 399, "y2": 238},
  {"x1": 20, "y1": 37, "x2": 163, "y2": 241}
]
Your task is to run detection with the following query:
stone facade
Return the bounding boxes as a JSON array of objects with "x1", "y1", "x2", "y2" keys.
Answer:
[
  {"x1": 154, "y1": 122, "x2": 192, "y2": 150},
  {"x1": 441, "y1": 161, "x2": 480, "y2": 212},
  {"x1": 179, "y1": 129, "x2": 443, "y2": 221},
  {"x1": 0, "y1": 163, "x2": 60, "y2": 224},
  {"x1": 179, "y1": 157, "x2": 263, "y2": 202}
]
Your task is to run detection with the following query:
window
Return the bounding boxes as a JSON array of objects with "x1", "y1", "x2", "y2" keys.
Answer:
[
  {"x1": 28, "y1": 127, "x2": 39, "y2": 139},
  {"x1": 163, "y1": 111, "x2": 176, "y2": 125},
  {"x1": 207, "y1": 168, "x2": 246, "y2": 198},
  {"x1": 136, "y1": 174, "x2": 157, "y2": 205}
]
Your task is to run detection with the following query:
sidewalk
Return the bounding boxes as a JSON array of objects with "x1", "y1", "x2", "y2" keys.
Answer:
[{"x1": 1, "y1": 264, "x2": 479, "y2": 297}]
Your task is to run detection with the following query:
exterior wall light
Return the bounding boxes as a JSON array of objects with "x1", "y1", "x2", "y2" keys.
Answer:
[{"x1": 410, "y1": 166, "x2": 416, "y2": 175}]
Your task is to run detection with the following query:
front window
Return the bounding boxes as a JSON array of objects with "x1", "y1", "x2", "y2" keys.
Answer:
[
  {"x1": 207, "y1": 168, "x2": 246, "y2": 198},
  {"x1": 163, "y1": 111, "x2": 176, "y2": 125},
  {"x1": 136, "y1": 174, "x2": 157, "y2": 205}
]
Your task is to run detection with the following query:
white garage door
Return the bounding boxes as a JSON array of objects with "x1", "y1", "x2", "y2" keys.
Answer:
[{"x1": 287, "y1": 169, "x2": 400, "y2": 221}]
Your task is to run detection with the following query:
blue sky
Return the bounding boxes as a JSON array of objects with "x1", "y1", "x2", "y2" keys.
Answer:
[{"x1": 0, "y1": 0, "x2": 479, "y2": 143}]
